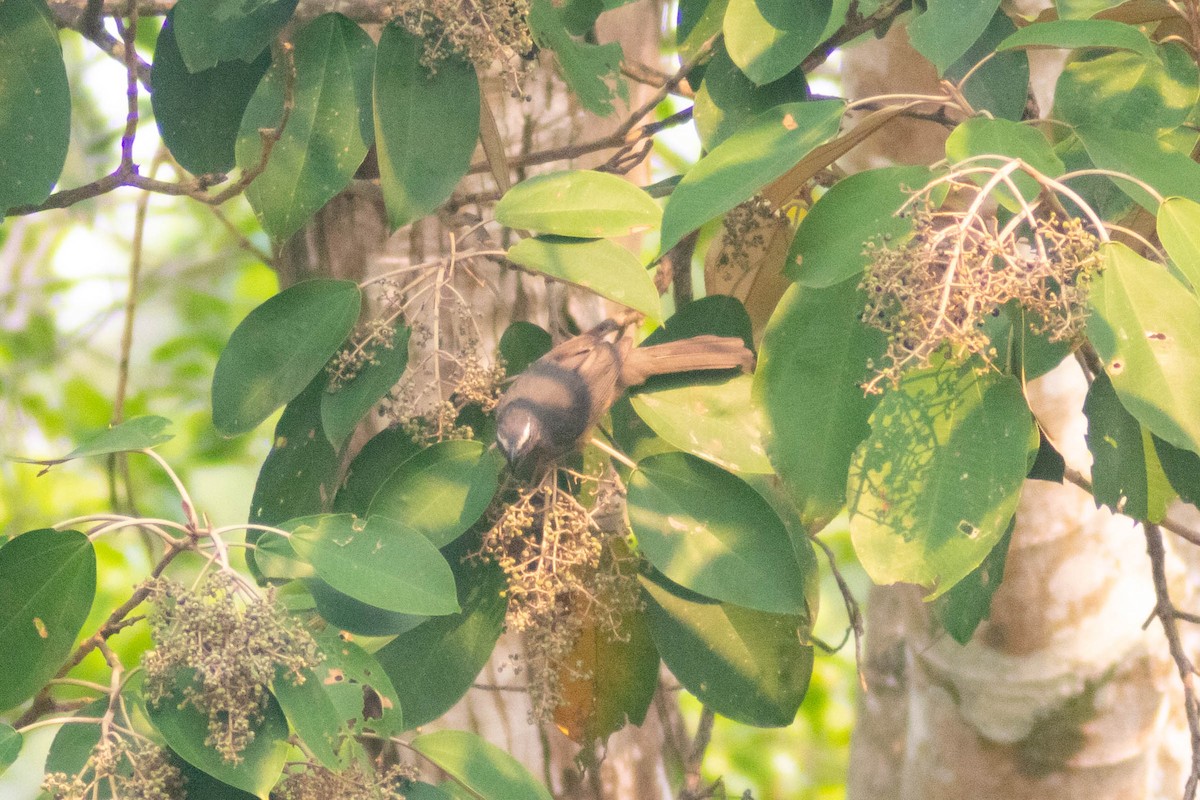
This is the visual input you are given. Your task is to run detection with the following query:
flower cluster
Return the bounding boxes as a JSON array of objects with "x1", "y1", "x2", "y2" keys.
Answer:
[
  {"x1": 42, "y1": 738, "x2": 184, "y2": 800},
  {"x1": 396, "y1": 0, "x2": 533, "y2": 94},
  {"x1": 276, "y1": 760, "x2": 418, "y2": 800}
]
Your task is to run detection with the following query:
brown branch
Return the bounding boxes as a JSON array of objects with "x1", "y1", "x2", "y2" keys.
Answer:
[
  {"x1": 812, "y1": 532, "x2": 867, "y2": 692},
  {"x1": 53, "y1": 0, "x2": 151, "y2": 88},
  {"x1": 1145, "y1": 522, "x2": 1200, "y2": 799},
  {"x1": 801, "y1": 0, "x2": 910, "y2": 75},
  {"x1": 1061, "y1": 467, "x2": 1200, "y2": 548},
  {"x1": 678, "y1": 706, "x2": 717, "y2": 800}
]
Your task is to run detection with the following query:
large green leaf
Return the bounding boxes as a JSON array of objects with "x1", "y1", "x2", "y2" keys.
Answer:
[
  {"x1": 320, "y1": 324, "x2": 410, "y2": 449},
  {"x1": 212, "y1": 279, "x2": 361, "y2": 436},
  {"x1": 411, "y1": 730, "x2": 553, "y2": 800},
  {"x1": 755, "y1": 280, "x2": 886, "y2": 529},
  {"x1": 312, "y1": 628, "x2": 404, "y2": 737},
  {"x1": 307, "y1": 578, "x2": 427, "y2": 635},
  {"x1": 1154, "y1": 435, "x2": 1200, "y2": 506},
  {"x1": 1087, "y1": 242, "x2": 1200, "y2": 455},
  {"x1": 289, "y1": 514, "x2": 459, "y2": 615},
  {"x1": 332, "y1": 427, "x2": 422, "y2": 516},
  {"x1": 146, "y1": 671, "x2": 288, "y2": 798},
  {"x1": 631, "y1": 374, "x2": 771, "y2": 474},
  {"x1": 627, "y1": 452, "x2": 809, "y2": 614},
  {"x1": 506, "y1": 236, "x2": 664, "y2": 323},
  {"x1": 367, "y1": 439, "x2": 503, "y2": 548},
  {"x1": 374, "y1": 24, "x2": 480, "y2": 231},
  {"x1": 659, "y1": 100, "x2": 845, "y2": 253},
  {"x1": 1084, "y1": 371, "x2": 1150, "y2": 519},
  {"x1": 908, "y1": 0, "x2": 1001, "y2": 74},
  {"x1": 932, "y1": 521, "x2": 1012, "y2": 644},
  {"x1": 495, "y1": 170, "x2": 662, "y2": 237},
  {"x1": 270, "y1": 665, "x2": 346, "y2": 770},
  {"x1": 945, "y1": 117, "x2": 1065, "y2": 212},
  {"x1": 998, "y1": 19, "x2": 1156, "y2": 58},
  {"x1": 0, "y1": 529, "x2": 95, "y2": 712},
  {"x1": 722, "y1": 0, "x2": 832, "y2": 85},
  {"x1": 1156, "y1": 196, "x2": 1200, "y2": 290},
  {"x1": 498, "y1": 321, "x2": 553, "y2": 377},
  {"x1": 529, "y1": 0, "x2": 626, "y2": 115},
  {"x1": 1054, "y1": 46, "x2": 1198, "y2": 134},
  {"x1": 945, "y1": 10, "x2": 1028, "y2": 122},
  {"x1": 0, "y1": 0, "x2": 70, "y2": 212},
  {"x1": 847, "y1": 362, "x2": 1032, "y2": 597},
  {"x1": 693, "y1": 42, "x2": 808, "y2": 150},
  {"x1": 151, "y1": 11, "x2": 271, "y2": 176},
  {"x1": 237, "y1": 14, "x2": 376, "y2": 242},
  {"x1": 788, "y1": 165, "x2": 932, "y2": 286},
  {"x1": 171, "y1": 0, "x2": 297, "y2": 72},
  {"x1": 0, "y1": 723, "x2": 18, "y2": 775},
  {"x1": 373, "y1": 544, "x2": 507, "y2": 730},
  {"x1": 678, "y1": 0, "x2": 729, "y2": 62},
  {"x1": 13, "y1": 415, "x2": 175, "y2": 469},
  {"x1": 1075, "y1": 125, "x2": 1200, "y2": 210},
  {"x1": 640, "y1": 573, "x2": 812, "y2": 727}
]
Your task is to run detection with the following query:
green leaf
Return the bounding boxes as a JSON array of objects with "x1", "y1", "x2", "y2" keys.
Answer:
[
  {"x1": 631, "y1": 374, "x2": 771, "y2": 474},
  {"x1": 271, "y1": 665, "x2": 346, "y2": 770},
  {"x1": 628, "y1": 452, "x2": 809, "y2": 614},
  {"x1": 908, "y1": 0, "x2": 1001, "y2": 74},
  {"x1": 529, "y1": 0, "x2": 627, "y2": 115},
  {"x1": 405, "y1": 782, "x2": 459, "y2": 800},
  {"x1": 660, "y1": 99, "x2": 844, "y2": 253},
  {"x1": 237, "y1": 14, "x2": 376, "y2": 242},
  {"x1": 1084, "y1": 371, "x2": 1150, "y2": 518},
  {"x1": 367, "y1": 439, "x2": 502, "y2": 548},
  {"x1": 945, "y1": 117, "x2": 1065, "y2": 212},
  {"x1": 312, "y1": 628, "x2": 404, "y2": 737},
  {"x1": 320, "y1": 324, "x2": 410, "y2": 449},
  {"x1": 1054, "y1": 46, "x2": 1198, "y2": 134},
  {"x1": 1075, "y1": 125, "x2": 1200, "y2": 210},
  {"x1": 246, "y1": 377, "x2": 341, "y2": 580},
  {"x1": 176, "y1": 759, "x2": 262, "y2": 800},
  {"x1": 694, "y1": 42, "x2": 808, "y2": 150},
  {"x1": 495, "y1": 170, "x2": 663, "y2": 237},
  {"x1": 146, "y1": 671, "x2": 288, "y2": 798},
  {"x1": 0, "y1": 0, "x2": 70, "y2": 212},
  {"x1": 1156, "y1": 196, "x2": 1200, "y2": 290},
  {"x1": 640, "y1": 573, "x2": 812, "y2": 727},
  {"x1": 678, "y1": 0, "x2": 729, "y2": 63},
  {"x1": 1028, "y1": 430, "x2": 1066, "y2": 483},
  {"x1": 151, "y1": 11, "x2": 271, "y2": 175},
  {"x1": 13, "y1": 416, "x2": 175, "y2": 469},
  {"x1": 932, "y1": 522, "x2": 1012, "y2": 644},
  {"x1": 506, "y1": 236, "x2": 664, "y2": 324},
  {"x1": 848, "y1": 362, "x2": 1032, "y2": 597},
  {"x1": 945, "y1": 10, "x2": 1029, "y2": 122},
  {"x1": 498, "y1": 321, "x2": 552, "y2": 377},
  {"x1": 171, "y1": 0, "x2": 297, "y2": 72},
  {"x1": 333, "y1": 427, "x2": 422, "y2": 516},
  {"x1": 0, "y1": 529, "x2": 95, "y2": 712},
  {"x1": 212, "y1": 279, "x2": 361, "y2": 436},
  {"x1": 788, "y1": 165, "x2": 932, "y2": 285},
  {"x1": 998, "y1": 19, "x2": 1156, "y2": 58},
  {"x1": 755, "y1": 280, "x2": 886, "y2": 529},
  {"x1": 0, "y1": 723, "x2": 21, "y2": 775},
  {"x1": 1088, "y1": 242, "x2": 1200, "y2": 454},
  {"x1": 374, "y1": 24, "x2": 480, "y2": 231},
  {"x1": 1055, "y1": 0, "x2": 1124, "y2": 18},
  {"x1": 410, "y1": 730, "x2": 553, "y2": 800},
  {"x1": 373, "y1": 542, "x2": 507, "y2": 730},
  {"x1": 307, "y1": 578, "x2": 427, "y2": 635},
  {"x1": 289, "y1": 514, "x2": 459, "y2": 615},
  {"x1": 722, "y1": 0, "x2": 832, "y2": 85},
  {"x1": 1154, "y1": 434, "x2": 1200, "y2": 506}
]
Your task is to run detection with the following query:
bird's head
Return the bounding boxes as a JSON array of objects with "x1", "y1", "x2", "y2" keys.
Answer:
[{"x1": 495, "y1": 404, "x2": 544, "y2": 465}]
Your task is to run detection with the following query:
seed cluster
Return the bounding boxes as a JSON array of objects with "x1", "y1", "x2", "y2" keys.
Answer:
[
  {"x1": 43, "y1": 738, "x2": 184, "y2": 800},
  {"x1": 396, "y1": 0, "x2": 533, "y2": 93},
  {"x1": 327, "y1": 318, "x2": 403, "y2": 392},
  {"x1": 861, "y1": 204, "x2": 1100, "y2": 391},
  {"x1": 480, "y1": 480, "x2": 639, "y2": 722},
  {"x1": 276, "y1": 760, "x2": 418, "y2": 800},
  {"x1": 709, "y1": 195, "x2": 788, "y2": 289},
  {"x1": 141, "y1": 574, "x2": 322, "y2": 763}
]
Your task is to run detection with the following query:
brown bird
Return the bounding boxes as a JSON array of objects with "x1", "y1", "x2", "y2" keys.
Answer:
[{"x1": 495, "y1": 318, "x2": 755, "y2": 465}]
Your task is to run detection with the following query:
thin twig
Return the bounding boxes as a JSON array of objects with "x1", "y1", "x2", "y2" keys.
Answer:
[
  {"x1": 811, "y1": 533, "x2": 867, "y2": 692},
  {"x1": 678, "y1": 706, "x2": 716, "y2": 800}
]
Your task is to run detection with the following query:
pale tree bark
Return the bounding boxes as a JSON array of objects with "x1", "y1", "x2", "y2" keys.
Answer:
[
  {"x1": 842, "y1": 17, "x2": 1197, "y2": 800},
  {"x1": 274, "y1": 5, "x2": 682, "y2": 798}
]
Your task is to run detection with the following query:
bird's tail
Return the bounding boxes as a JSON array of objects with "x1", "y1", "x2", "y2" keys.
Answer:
[{"x1": 620, "y1": 335, "x2": 755, "y2": 387}]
